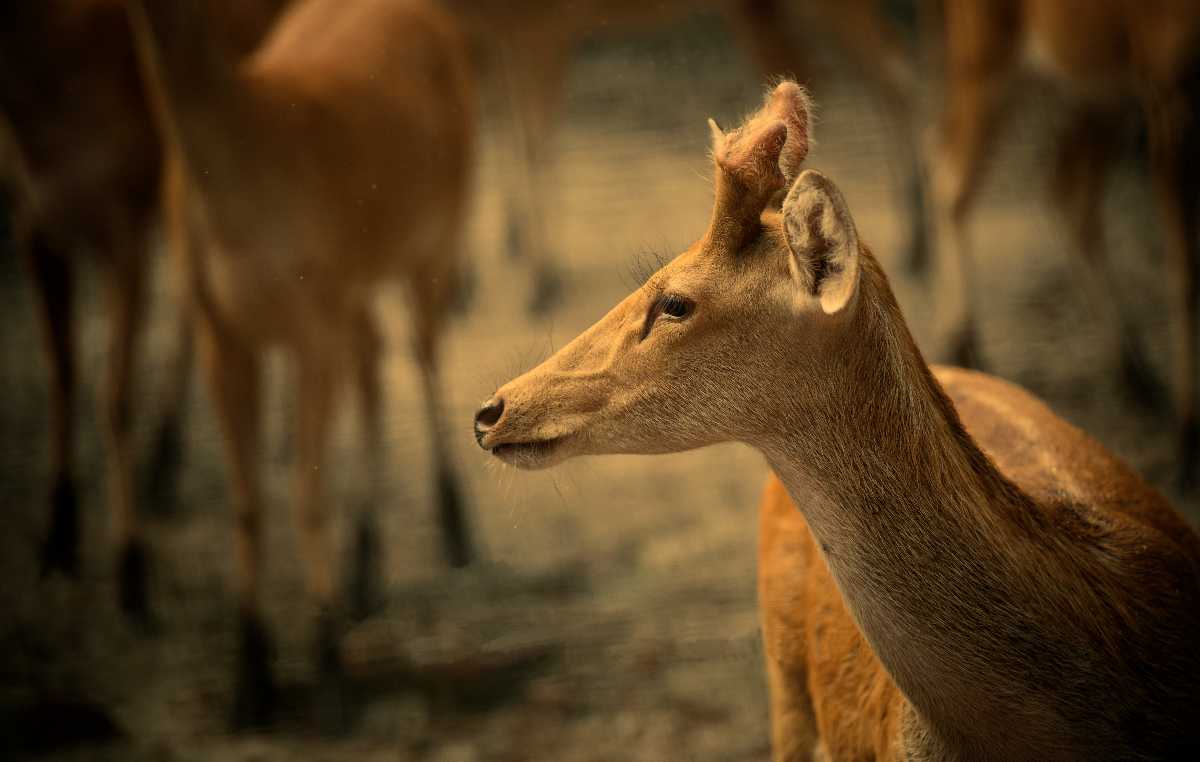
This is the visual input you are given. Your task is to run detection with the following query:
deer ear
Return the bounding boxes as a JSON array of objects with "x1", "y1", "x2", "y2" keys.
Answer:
[{"x1": 782, "y1": 170, "x2": 860, "y2": 315}]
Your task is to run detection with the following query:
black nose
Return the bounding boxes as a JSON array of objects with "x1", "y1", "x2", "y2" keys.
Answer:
[{"x1": 474, "y1": 397, "x2": 504, "y2": 444}]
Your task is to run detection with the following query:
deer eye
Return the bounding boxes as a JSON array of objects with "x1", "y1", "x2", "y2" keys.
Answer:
[
  {"x1": 640, "y1": 293, "x2": 694, "y2": 341},
  {"x1": 660, "y1": 294, "x2": 693, "y2": 319}
]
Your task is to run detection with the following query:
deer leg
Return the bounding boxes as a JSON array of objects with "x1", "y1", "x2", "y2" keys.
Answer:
[
  {"x1": 144, "y1": 306, "x2": 193, "y2": 514},
  {"x1": 499, "y1": 53, "x2": 531, "y2": 267},
  {"x1": 764, "y1": 654, "x2": 819, "y2": 762},
  {"x1": 499, "y1": 29, "x2": 568, "y2": 315},
  {"x1": 411, "y1": 268, "x2": 474, "y2": 568},
  {"x1": 199, "y1": 320, "x2": 273, "y2": 729},
  {"x1": 1052, "y1": 107, "x2": 1165, "y2": 409},
  {"x1": 292, "y1": 349, "x2": 352, "y2": 733},
  {"x1": 103, "y1": 242, "x2": 152, "y2": 624},
  {"x1": 145, "y1": 160, "x2": 195, "y2": 513},
  {"x1": 347, "y1": 308, "x2": 384, "y2": 622},
  {"x1": 928, "y1": 66, "x2": 1012, "y2": 369},
  {"x1": 497, "y1": 40, "x2": 527, "y2": 264},
  {"x1": 293, "y1": 356, "x2": 337, "y2": 611},
  {"x1": 813, "y1": 0, "x2": 928, "y2": 273},
  {"x1": 1147, "y1": 96, "x2": 1200, "y2": 489},
  {"x1": 26, "y1": 235, "x2": 78, "y2": 577}
]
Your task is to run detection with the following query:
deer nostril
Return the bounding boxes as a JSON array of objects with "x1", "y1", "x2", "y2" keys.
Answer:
[{"x1": 474, "y1": 397, "x2": 505, "y2": 430}]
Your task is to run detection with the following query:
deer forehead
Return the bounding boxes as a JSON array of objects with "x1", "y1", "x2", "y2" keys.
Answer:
[{"x1": 654, "y1": 226, "x2": 789, "y2": 291}]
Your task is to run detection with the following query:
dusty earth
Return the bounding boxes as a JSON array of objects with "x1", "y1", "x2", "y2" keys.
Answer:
[{"x1": 2, "y1": 12, "x2": 1197, "y2": 762}]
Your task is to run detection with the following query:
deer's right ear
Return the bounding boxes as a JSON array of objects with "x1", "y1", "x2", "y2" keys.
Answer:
[{"x1": 782, "y1": 170, "x2": 860, "y2": 315}]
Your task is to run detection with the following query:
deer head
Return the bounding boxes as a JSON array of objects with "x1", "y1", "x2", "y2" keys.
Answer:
[{"x1": 475, "y1": 82, "x2": 866, "y2": 468}]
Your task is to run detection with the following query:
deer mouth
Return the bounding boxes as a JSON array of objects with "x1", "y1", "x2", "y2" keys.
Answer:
[{"x1": 488, "y1": 435, "x2": 570, "y2": 470}]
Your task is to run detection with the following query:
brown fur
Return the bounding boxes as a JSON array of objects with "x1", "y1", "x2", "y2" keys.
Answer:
[
  {"x1": 127, "y1": 0, "x2": 477, "y2": 724},
  {"x1": 0, "y1": 0, "x2": 284, "y2": 613},
  {"x1": 478, "y1": 82, "x2": 1200, "y2": 759},
  {"x1": 927, "y1": 0, "x2": 1200, "y2": 484},
  {"x1": 759, "y1": 359, "x2": 1200, "y2": 761}
]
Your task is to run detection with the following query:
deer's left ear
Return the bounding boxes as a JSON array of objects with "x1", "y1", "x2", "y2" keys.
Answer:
[{"x1": 782, "y1": 170, "x2": 860, "y2": 315}]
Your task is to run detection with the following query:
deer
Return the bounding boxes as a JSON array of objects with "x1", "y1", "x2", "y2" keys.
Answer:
[
  {"x1": 925, "y1": 0, "x2": 1200, "y2": 486},
  {"x1": 444, "y1": 0, "x2": 926, "y2": 313},
  {"x1": 0, "y1": 0, "x2": 287, "y2": 623},
  {"x1": 473, "y1": 82, "x2": 1200, "y2": 760},
  {"x1": 125, "y1": 0, "x2": 477, "y2": 728}
]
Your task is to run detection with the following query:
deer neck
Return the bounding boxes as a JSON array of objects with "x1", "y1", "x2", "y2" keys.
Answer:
[{"x1": 755, "y1": 263, "x2": 1051, "y2": 749}]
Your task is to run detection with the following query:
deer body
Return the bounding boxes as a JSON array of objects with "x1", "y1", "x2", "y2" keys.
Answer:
[
  {"x1": 179, "y1": 2, "x2": 472, "y2": 345},
  {"x1": 476, "y1": 82, "x2": 1200, "y2": 759},
  {"x1": 928, "y1": 0, "x2": 1200, "y2": 484},
  {"x1": 129, "y1": 0, "x2": 476, "y2": 727}
]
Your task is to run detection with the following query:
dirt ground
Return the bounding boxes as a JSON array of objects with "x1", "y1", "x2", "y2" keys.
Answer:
[{"x1": 2, "y1": 12, "x2": 1197, "y2": 762}]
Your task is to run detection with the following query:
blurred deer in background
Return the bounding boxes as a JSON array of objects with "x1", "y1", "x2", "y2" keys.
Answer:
[
  {"x1": 926, "y1": 0, "x2": 1200, "y2": 485},
  {"x1": 0, "y1": 0, "x2": 286, "y2": 623},
  {"x1": 474, "y1": 82, "x2": 1200, "y2": 759},
  {"x1": 445, "y1": 0, "x2": 926, "y2": 313},
  {"x1": 127, "y1": 0, "x2": 477, "y2": 729}
]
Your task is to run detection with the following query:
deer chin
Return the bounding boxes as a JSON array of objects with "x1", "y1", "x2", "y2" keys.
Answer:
[{"x1": 488, "y1": 434, "x2": 573, "y2": 470}]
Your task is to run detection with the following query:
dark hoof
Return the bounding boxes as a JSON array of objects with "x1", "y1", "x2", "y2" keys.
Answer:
[
  {"x1": 143, "y1": 416, "x2": 185, "y2": 517},
  {"x1": 1179, "y1": 422, "x2": 1199, "y2": 493},
  {"x1": 346, "y1": 514, "x2": 382, "y2": 622},
  {"x1": 437, "y1": 469, "x2": 474, "y2": 569},
  {"x1": 231, "y1": 614, "x2": 277, "y2": 732},
  {"x1": 527, "y1": 262, "x2": 563, "y2": 317},
  {"x1": 1116, "y1": 345, "x2": 1169, "y2": 414},
  {"x1": 314, "y1": 611, "x2": 352, "y2": 737},
  {"x1": 40, "y1": 478, "x2": 79, "y2": 578},
  {"x1": 948, "y1": 324, "x2": 984, "y2": 371},
  {"x1": 118, "y1": 540, "x2": 154, "y2": 630}
]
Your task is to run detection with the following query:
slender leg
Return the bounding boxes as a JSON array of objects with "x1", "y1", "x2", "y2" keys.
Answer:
[
  {"x1": 293, "y1": 353, "x2": 338, "y2": 611},
  {"x1": 144, "y1": 309, "x2": 193, "y2": 512},
  {"x1": 347, "y1": 309, "x2": 383, "y2": 622},
  {"x1": 145, "y1": 293, "x2": 195, "y2": 513},
  {"x1": 927, "y1": 3, "x2": 1018, "y2": 368},
  {"x1": 1051, "y1": 107, "x2": 1166, "y2": 408},
  {"x1": 1146, "y1": 92, "x2": 1200, "y2": 489},
  {"x1": 764, "y1": 651, "x2": 819, "y2": 762},
  {"x1": 499, "y1": 46, "x2": 531, "y2": 268},
  {"x1": 830, "y1": 0, "x2": 926, "y2": 273},
  {"x1": 783, "y1": 0, "x2": 928, "y2": 272},
  {"x1": 759, "y1": 481, "x2": 819, "y2": 762},
  {"x1": 292, "y1": 344, "x2": 352, "y2": 733},
  {"x1": 498, "y1": 27, "x2": 567, "y2": 315},
  {"x1": 102, "y1": 237, "x2": 151, "y2": 623},
  {"x1": 26, "y1": 234, "x2": 78, "y2": 577},
  {"x1": 198, "y1": 317, "x2": 273, "y2": 729},
  {"x1": 410, "y1": 265, "x2": 474, "y2": 568},
  {"x1": 146, "y1": 160, "x2": 196, "y2": 513}
]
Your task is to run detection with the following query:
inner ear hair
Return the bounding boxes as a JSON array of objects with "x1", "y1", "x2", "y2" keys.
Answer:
[{"x1": 782, "y1": 170, "x2": 860, "y2": 312}]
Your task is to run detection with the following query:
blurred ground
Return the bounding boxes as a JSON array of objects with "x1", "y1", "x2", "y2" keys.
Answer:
[{"x1": 2, "y1": 11, "x2": 1197, "y2": 762}]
